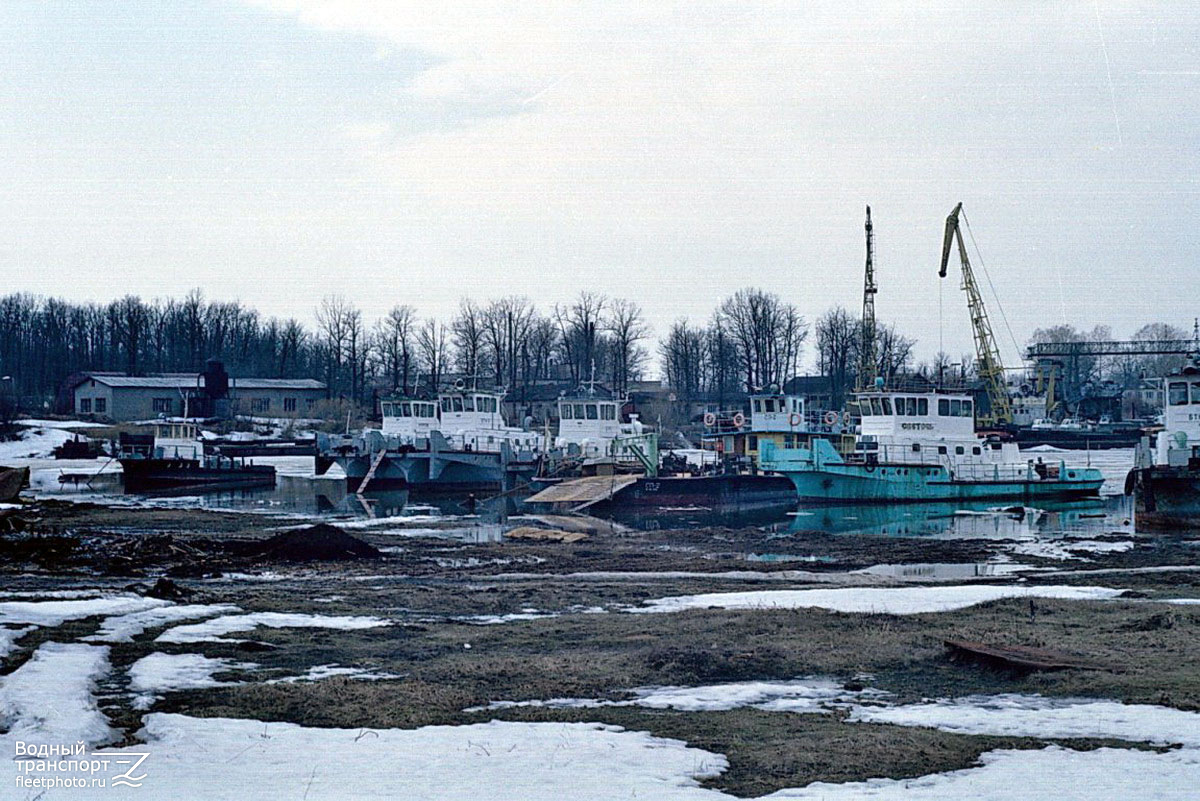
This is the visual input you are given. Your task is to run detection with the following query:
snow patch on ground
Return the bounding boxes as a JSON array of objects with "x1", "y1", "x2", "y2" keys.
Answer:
[
  {"x1": 634, "y1": 585, "x2": 1125, "y2": 615},
  {"x1": 269, "y1": 664, "x2": 402, "y2": 683},
  {"x1": 155, "y1": 612, "x2": 392, "y2": 643},
  {"x1": 848, "y1": 694, "x2": 1200, "y2": 748},
  {"x1": 84, "y1": 603, "x2": 242, "y2": 643},
  {"x1": 0, "y1": 642, "x2": 117, "y2": 746},
  {"x1": 83, "y1": 715, "x2": 730, "y2": 800},
  {"x1": 472, "y1": 678, "x2": 886, "y2": 714},
  {"x1": 759, "y1": 746, "x2": 1199, "y2": 800},
  {"x1": 128, "y1": 653, "x2": 258, "y2": 709},
  {"x1": 0, "y1": 595, "x2": 170, "y2": 627},
  {"x1": 0, "y1": 625, "x2": 35, "y2": 659},
  {"x1": 0, "y1": 426, "x2": 73, "y2": 459}
]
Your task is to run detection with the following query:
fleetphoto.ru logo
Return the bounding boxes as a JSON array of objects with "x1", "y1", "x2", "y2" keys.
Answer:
[{"x1": 12, "y1": 741, "x2": 149, "y2": 791}]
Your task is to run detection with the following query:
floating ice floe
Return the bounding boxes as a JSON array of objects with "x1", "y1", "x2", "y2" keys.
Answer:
[
  {"x1": 634, "y1": 584, "x2": 1125, "y2": 615},
  {"x1": 1008, "y1": 539, "x2": 1135, "y2": 562},
  {"x1": 128, "y1": 653, "x2": 259, "y2": 709},
  {"x1": 84, "y1": 603, "x2": 242, "y2": 643},
  {"x1": 155, "y1": 612, "x2": 392, "y2": 643},
  {"x1": 0, "y1": 595, "x2": 170, "y2": 627}
]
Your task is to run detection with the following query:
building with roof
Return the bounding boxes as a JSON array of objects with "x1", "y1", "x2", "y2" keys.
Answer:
[{"x1": 70, "y1": 360, "x2": 326, "y2": 422}]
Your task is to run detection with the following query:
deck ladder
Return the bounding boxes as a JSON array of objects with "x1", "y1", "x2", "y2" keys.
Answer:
[{"x1": 357, "y1": 450, "x2": 387, "y2": 496}]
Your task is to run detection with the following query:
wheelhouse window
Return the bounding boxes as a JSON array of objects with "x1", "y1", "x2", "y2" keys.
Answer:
[
  {"x1": 905, "y1": 398, "x2": 917, "y2": 416},
  {"x1": 452, "y1": 397, "x2": 464, "y2": 412},
  {"x1": 949, "y1": 399, "x2": 962, "y2": 416},
  {"x1": 560, "y1": 404, "x2": 573, "y2": 419},
  {"x1": 462, "y1": 396, "x2": 475, "y2": 412},
  {"x1": 917, "y1": 398, "x2": 928, "y2": 415},
  {"x1": 938, "y1": 398, "x2": 950, "y2": 416},
  {"x1": 961, "y1": 400, "x2": 973, "y2": 417},
  {"x1": 381, "y1": 402, "x2": 393, "y2": 416},
  {"x1": 441, "y1": 397, "x2": 451, "y2": 412},
  {"x1": 586, "y1": 404, "x2": 599, "y2": 420},
  {"x1": 601, "y1": 404, "x2": 616, "y2": 420},
  {"x1": 573, "y1": 403, "x2": 585, "y2": 419},
  {"x1": 753, "y1": 399, "x2": 762, "y2": 412},
  {"x1": 881, "y1": 398, "x2": 893, "y2": 415},
  {"x1": 401, "y1": 402, "x2": 412, "y2": 417}
]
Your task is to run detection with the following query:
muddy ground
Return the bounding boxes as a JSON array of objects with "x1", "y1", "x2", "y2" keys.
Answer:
[{"x1": 3, "y1": 499, "x2": 1200, "y2": 796}]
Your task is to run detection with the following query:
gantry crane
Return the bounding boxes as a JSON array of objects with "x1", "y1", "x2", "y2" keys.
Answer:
[
  {"x1": 857, "y1": 206, "x2": 878, "y2": 390},
  {"x1": 939, "y1": 203, "x2": 1013, "y2": 427}
]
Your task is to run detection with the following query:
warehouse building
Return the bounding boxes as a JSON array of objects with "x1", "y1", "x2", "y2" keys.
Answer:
[{"x1": 70, "y1": 360, "x2": 326, "y2": 422}]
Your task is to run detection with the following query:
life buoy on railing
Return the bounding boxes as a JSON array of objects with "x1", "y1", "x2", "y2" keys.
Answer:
[
  {"x1": 788, "y1": 412, "x2": 802, "y2": 427},
  {"x1": 703, "y1": 412, "x2": 717, "y2": 427},
  {"x1": 842, "y1": 411, "x2": 852, "y2": 426},
  {"x1": 732, "y1": 412, "x2": 746, "y2": 428},
  {"x1": 823, "y1": 411, "x2": 838, "y2": 426}
]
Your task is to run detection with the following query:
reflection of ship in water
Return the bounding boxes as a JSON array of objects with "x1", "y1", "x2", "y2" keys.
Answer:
[{"x1": 783, "y1": 496, "x2": 1125, "y2": 538}]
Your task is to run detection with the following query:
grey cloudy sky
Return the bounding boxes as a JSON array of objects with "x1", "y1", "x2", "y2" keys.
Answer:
[{"x1": 3, "y1": 1, "x2": 1197, "y2": 370}]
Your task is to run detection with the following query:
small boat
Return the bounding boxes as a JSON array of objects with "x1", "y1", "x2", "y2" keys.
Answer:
[
  {"x1": 760, "y1": 385, "x2": 1103, "y2": 503},
  {"x1": 1126, "y1": 358, "x2": 1200, "y2": 530},
  {"x1": 118, "y1": 421, "x2": 275, "y2": 492}
]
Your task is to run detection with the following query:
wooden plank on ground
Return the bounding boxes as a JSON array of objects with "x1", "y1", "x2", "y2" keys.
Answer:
[
  {"x1": 944, "y1": 639, "x2": 1108, "y2": 672},
  {"x1": 505, "y1": 526, "x2": 588, "y2": 543}
]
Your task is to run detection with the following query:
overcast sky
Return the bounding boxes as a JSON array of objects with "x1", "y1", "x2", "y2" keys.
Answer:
[{"x1": 3, "y1": 1, "x2": 1197, "y2": 372}]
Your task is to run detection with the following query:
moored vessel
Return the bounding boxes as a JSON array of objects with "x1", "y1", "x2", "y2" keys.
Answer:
[
  {"x1": 760, "y1": 385, "x2": 1104, "y2": 503},
  {"x1": 1126, "y1": 358, "x2": 1200, "y2": 530}
]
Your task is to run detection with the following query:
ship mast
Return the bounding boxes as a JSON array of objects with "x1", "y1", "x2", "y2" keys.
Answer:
[{"x1": 857, "y1": 206, "x2": 878, "y2": 390}]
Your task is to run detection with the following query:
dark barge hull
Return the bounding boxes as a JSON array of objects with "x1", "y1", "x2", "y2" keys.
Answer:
[
  {"x1": 594, "y1": 473, "x2": 797, "y2": 514},
  {"x1": 120, "y1": 458, "x2": 276, "y2": 493},
  {"x1": 1015, "y1": 429, "x2": 1142, "y2": 450},
  {"x1": 1128, "y1": 466, "x2": 1200, "y2": 532}
]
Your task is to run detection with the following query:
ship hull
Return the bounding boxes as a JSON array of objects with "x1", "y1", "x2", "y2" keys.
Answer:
[
  {"x1": 1128, "y1": 466, "x2": 1200, "y2": 531},
  {"x1": 777, "y1": 463, "x2": 1103, "y2": 504},
  {"x1": 333, "y1": 451, "x2": 539, "y2": 493},
  {"x1": 598, "y1": 473, "x2": 797, "y2": 513},
  {"x1": 119, "y1": 459, "x2": 276, "y2": 492}
]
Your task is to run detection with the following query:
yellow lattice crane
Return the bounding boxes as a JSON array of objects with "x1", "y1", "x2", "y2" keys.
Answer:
[{"x1": 939, "y1": 203, "x2": 1013, "y2": 427}]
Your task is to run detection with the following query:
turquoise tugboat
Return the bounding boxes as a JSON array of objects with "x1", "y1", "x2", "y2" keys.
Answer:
[{"x1": 759, "y1": 387, "x2": 1103, "y2": 503}]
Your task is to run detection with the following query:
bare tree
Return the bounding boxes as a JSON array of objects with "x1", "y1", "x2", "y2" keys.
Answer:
[
  {"x1": 605, "y1": 298, "x2": 649, "y2": 395},
  {"x1": 451, "y1": 299, "x2": 488, "y2": 381},
  {"x1": 417, "y1": 318, "x2": 449, "y2": 391}
]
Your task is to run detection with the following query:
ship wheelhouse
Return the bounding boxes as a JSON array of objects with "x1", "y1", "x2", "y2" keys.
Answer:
[
  {"x1": 1155, "y1": 363, "x2": 1200, "y2": 466},
  {"x1": 853, "y1": 389, "x2": 1019, "y2": 467}
]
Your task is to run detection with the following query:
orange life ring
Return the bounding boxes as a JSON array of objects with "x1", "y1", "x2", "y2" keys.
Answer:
[
  {"x1": 732, "y1": 412, "x2": 746, "y2": 428},
  {"x1": 788, "y1": 412, "x2": 802, "y2": 427},
  {"x1": 823, "y1": 411, "x2": 838, "y2": 426}
]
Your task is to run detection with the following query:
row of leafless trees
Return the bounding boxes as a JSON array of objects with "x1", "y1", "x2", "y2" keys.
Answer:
[
  {"x1": 0, "y1": 290, "x2": 651, "y2": 410},
  {"x1": 661, "y1": 289, "x2": 810, "y2": 403}
]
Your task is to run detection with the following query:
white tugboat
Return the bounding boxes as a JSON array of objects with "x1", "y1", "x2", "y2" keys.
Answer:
[
  {"x1": 1126, "y1": 356, "x2": 1200, "y2": 530},
  {"x1": 315, "y1": 387, "x2": 544, "y2": 493}
]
